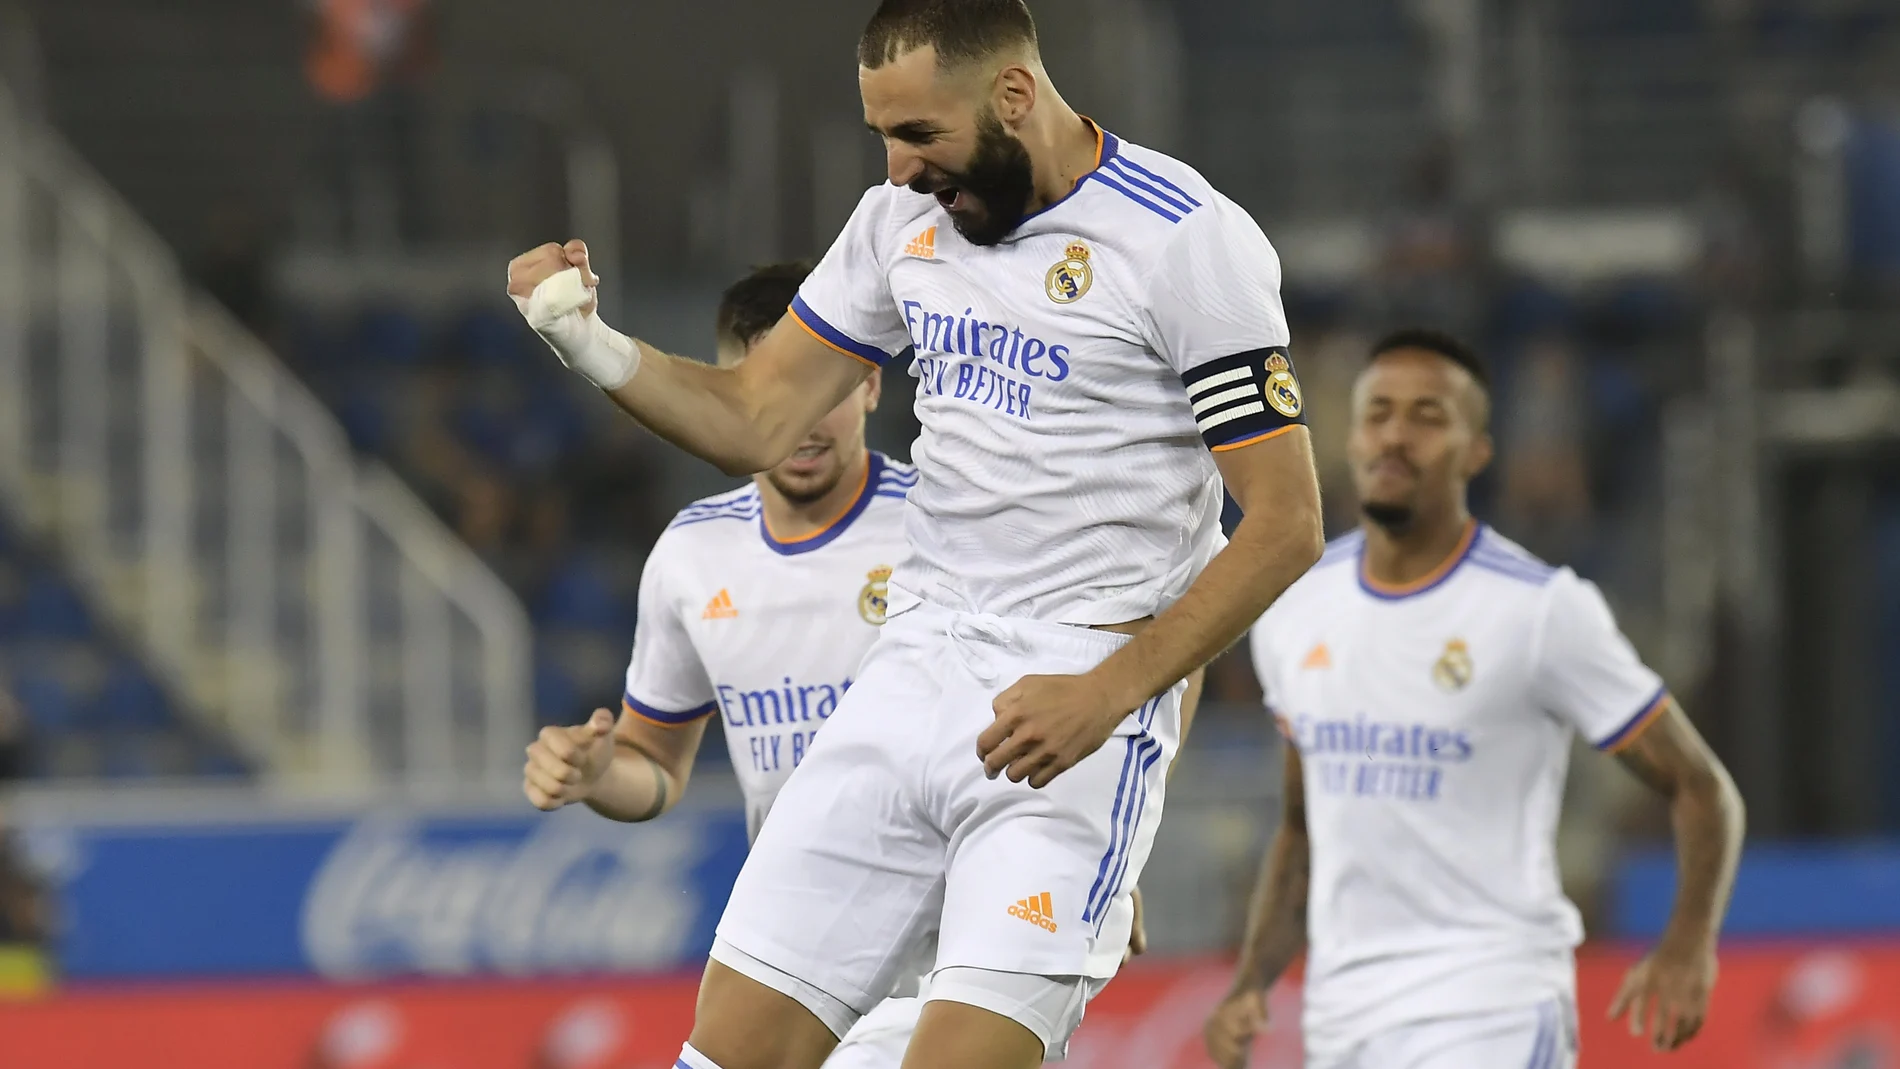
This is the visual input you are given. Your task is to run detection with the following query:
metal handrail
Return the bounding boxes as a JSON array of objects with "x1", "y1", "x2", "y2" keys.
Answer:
[{"x1": 0, "y1": 80, "x2": 532, "y2": 790}]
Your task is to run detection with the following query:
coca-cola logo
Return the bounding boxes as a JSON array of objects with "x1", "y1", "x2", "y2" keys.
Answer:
[{"x1": 301, "y1": 811, "x2": 707, "y2": 979}]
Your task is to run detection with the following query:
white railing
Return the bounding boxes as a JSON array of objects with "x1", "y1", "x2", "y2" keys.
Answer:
[{"x1": 0, "y1": 82, "x2": 532, "y2": 791}]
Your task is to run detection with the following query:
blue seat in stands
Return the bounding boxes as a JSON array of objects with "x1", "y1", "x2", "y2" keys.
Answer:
[
  {"x1": 354, "y1": 307, "x2": 427, "y2": 367},
  {"x1": 0, "y1": 578, "x2": 21, "y2": 640},
  {"x1": 12, "y1": 672, "x2": 76, "y2": 731},
  {"x1": 96, "y1": 659, "x2": 171, "y2": 729},
  {"x1": 535, "y1": 657, "x2": 581, "y2": 726},
  {"x1": 536, "y1": 557, "x2": 631, "y2": 632},
  {"x1": 455, "y1": 307, "x2": 535, "y2": 369},
  {"x1": 20, "y1": 576, "x2": 92, "y2": 640},
  {"x1": 195, "y1": 747, "x2": 250, "y2": 778},
  {"x1": 337, "y1": 385, "x2": 391, "y2": 453}
]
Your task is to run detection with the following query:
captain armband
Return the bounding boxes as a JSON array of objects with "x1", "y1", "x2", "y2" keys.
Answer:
[{"x1": 1182, "y1": 347, "x2": 1306, "y2": 452}]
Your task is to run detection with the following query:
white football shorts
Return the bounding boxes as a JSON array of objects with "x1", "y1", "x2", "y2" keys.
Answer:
[
  {"x1": 712, "y1": 601, "x2": 1181, "y2": 1049},
  {"x1": 1314, "y1": 998, "x2": 1578, "y2": 1069}
]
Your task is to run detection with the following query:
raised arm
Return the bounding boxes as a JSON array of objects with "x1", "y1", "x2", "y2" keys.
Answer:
[
  {"x1": 1204, "y1": 740, "x2": 1309, "y2": 1069},
  {"x1": 1604, "y1": 701, "x2": 1744, "y2": 1052},
  {"x1": 506, "y1": 240, "x2": 871, "y2": 477}
]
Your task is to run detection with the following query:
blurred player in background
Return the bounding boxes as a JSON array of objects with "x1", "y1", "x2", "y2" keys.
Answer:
[
  {"x1": 1203, "y1": 330, "x2": 1747, "y2": 1069},
  {"x1": 508, "y1": 1, "x2": 1323, "y2": 1065},
  {"x1": 521, "y1": 261, "x2": 1205, "y2": 1066},
  {"x1": 523, "y1": 261, "x2": 918, "y2": 1067}
]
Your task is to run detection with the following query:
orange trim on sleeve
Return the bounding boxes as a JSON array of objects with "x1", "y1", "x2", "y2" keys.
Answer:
[
  {"x1": 1605, "y1": 693, "x2": 1672, "y2": 753},
  {"x1": 1210, "y1": 424, "x2": 1298, "y2": 453},
  {"x1": 788, "y1": 308, "x2": 883, "y2": 369},
  {"x1": 1359, "y1": 520, "x2": 1478, "y2": 596},
  {"x1": 622, "y1": 699, "x2": 714, "y2": 729}
]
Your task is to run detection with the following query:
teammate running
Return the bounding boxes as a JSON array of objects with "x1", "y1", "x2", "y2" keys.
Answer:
[
  {"x1": 1202, "y1": 330, "x2": 1746, "y2": 1069},
  {"x1": 507, "y1": 3, "x2": 1324, "y2": 1067}
]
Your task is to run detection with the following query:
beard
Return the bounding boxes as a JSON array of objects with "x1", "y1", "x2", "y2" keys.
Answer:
[
  {"x1": 764, "y1": 445, "x2": 848, "y2": 505},
  {"x1": 1361, "y1": 501, "x2": 1416, "y2": 535},
  {"x1": 914, "y1": 110, "x2": 1035, "y2": 247}
]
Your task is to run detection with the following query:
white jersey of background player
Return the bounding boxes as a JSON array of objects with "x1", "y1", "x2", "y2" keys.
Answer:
[
  {"x1": 1204, "y1": 332, "x2": 1745, "y2": 1069},
  {"x1": 507, "y1": 3, "x2": 1324, "y2": 1067}
]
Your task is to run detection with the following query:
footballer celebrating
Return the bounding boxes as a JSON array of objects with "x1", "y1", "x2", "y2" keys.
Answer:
[{"x1": 508, "y1": 2, "x2": 1324, "y2": 1066}]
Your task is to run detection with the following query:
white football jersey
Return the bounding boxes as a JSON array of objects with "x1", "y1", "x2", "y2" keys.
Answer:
[
  {"x1": 789, "y1": 123, "x2": 1301, "y2": 626},
  {"x1": 622, "y1": 451, "x2": 914, "y2": 839},
  {"x1": 1249, "y1": 523, "x2": 1668, "y2": 1062}
]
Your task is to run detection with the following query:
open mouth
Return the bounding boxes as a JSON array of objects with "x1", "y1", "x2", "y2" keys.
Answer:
[
  {"x1": 780, "y1": 442, "x2": 831, "y2": 473},
  {"x1": 935, "y1": 188, "x2": 967, "y2": 212}
]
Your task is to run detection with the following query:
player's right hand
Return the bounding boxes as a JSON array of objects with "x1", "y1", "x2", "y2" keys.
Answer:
[
  {"x1": 1203, "y1": 986, "x2": 1269, "y2": 1069},
  {"x1": 506, "y1": 239, "x2": 599, "y2": 318},
  {"x1": 523, "y1": 708, "x2": 617, "y2": 811}
]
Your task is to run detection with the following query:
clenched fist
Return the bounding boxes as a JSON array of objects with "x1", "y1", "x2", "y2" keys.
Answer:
[
  {"x1": 507, "y1": 239, "x2": 599, "y2": 318},
  {"x1": 523, "y1": 708, "x2": 617, "y2": 811},
  {"x1": 506, "y1": 239, "x2": 638, "y2": 389}
]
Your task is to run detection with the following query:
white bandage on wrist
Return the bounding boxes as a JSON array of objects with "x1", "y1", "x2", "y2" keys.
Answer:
[{"x1": 511, "y1": 267, "x2": 641, "y2": 390}]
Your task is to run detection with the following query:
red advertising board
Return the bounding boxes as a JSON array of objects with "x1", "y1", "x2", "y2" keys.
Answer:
[{"x1": 2, "y1": 945, "x2": 1897, "y2": 1068}]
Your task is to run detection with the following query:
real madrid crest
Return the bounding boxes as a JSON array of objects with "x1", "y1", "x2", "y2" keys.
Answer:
[
  {"x1": 1431, "y1": 638, "x2": 1473, "y2": 692},
  {"x1": 1045, "y1": 241, "x2": 1093, "y2": 304},
  {"x1": 1264, "y1": 352, "x2": 1303, "y2": 419},
  {"x1": 858, "y1": 565, "x2": 892, "y2": 625}
]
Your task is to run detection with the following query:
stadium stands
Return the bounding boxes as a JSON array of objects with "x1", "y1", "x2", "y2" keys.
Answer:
[
  {"x1": 0, "y1": 512, "x2": 249, "y2": 780},
  {"x1": 281, "y1": 301, "x2": 665, "y2": 727}
]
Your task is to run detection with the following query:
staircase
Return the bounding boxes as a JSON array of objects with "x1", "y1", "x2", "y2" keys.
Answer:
[{"x1": 0, "y1": 81, "x2": 533, "y2": 792}]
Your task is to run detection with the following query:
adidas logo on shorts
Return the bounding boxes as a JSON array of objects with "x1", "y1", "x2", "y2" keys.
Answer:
[{"x1": 1008, "y1": 891, "x2": 1058, "y2": 933}]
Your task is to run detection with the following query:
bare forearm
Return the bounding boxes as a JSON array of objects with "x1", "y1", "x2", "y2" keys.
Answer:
[
  {"x1": 1660, "y1": 764, "x2": 1745, "y2": 950},
  {"x1": 602, "y1": 344, "x2": 782, "y2": 476},
  {"x1": 583, "y1": 743, "x2": 684, "y2": 823},
  {"x1": 1233, "y1": 826, "x2": 1310, "y2": 991},
  {"x1": 1095, "y1": 503, "x2": 1323, "y2": 712},
  {"x1": 1613, "y1": 705, "x2": 1746, "y2": 953}
]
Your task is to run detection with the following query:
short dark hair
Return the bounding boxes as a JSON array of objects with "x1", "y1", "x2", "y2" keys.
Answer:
[
  {"x1": 716, "y1": 261, "x2": 814, "y2": 349},
  {"x1": 859, "y1": 0, "x2": 1039, "y2": 70},
  {"x1": 1369, "y1": 328, "x2": 1491, "y2": 392}
]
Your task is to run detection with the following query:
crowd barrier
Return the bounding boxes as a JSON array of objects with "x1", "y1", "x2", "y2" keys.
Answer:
[
  {"x1": 14, "y1": 800, "x2": 750, "y2": 978},
  {"x1": 3, "y1": 946, "x2": 1897, "y2": 1068}
]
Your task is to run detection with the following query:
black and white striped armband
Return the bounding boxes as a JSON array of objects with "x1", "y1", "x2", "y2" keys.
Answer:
[{"x1": 1181, "y1": 347, "x2": 1306, "y2": 452}]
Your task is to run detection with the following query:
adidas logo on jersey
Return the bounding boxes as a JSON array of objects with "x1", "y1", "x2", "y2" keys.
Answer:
[
  {"x1": 1302, "y1": 643, "x2": 1332, "y2": 670},
  {"x1": 701, "y1": 589, "x2": 738, "y2": 620},
  {"x1": 1007, "y1": 891, "x2": 1058, "y2": 932},
  {"x1": 904, "y1": 226, "x2": 937, "y2": 259}
]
